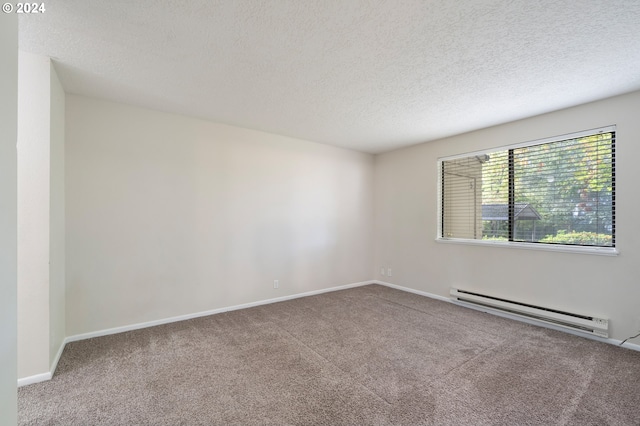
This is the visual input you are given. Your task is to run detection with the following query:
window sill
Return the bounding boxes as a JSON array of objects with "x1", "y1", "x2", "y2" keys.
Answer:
[{"x1": 435, "y1": 237, "x2": 619, "y2": 256}]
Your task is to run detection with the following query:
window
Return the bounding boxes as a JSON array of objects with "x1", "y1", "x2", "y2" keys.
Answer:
[{"x1": 439, "y1": 127, "x2": 615, "y2": 252}]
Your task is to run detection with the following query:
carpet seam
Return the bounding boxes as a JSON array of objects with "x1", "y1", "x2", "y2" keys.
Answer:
[
  {"x1": 273, "y1": 323, "x2": 395, "y2": 407},
  {"x1": 557, "y1": 353, "x2": 597, "y2": 426},
  {"x1": 437, "y1": 344, "x2": 502, "y2": 385}
]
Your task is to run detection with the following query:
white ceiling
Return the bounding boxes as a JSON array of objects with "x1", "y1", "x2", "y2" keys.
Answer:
[{"x1": 19, "y1": 0, "x2": 640, "y2": 153}]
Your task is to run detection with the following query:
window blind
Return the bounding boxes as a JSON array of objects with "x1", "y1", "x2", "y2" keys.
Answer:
[{"x1": 440, "y1": 128, "x2": 615, "y2": 248}]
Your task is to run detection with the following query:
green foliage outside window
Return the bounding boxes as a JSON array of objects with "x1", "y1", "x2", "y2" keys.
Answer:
[{"x1": 480, "y1": 132, "x2": 614, "y2": 246}]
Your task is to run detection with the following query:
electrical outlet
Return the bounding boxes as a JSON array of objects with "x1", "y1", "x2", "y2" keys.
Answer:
[
  {"x1": 387, "y1": 268, "x2": 392, "y2": 277},
  {"x1": 381, "y1": 267, "x2": 385, "y2": 276},
  {"x1": 274, "y1": 279, "x2": 279, "y2": 289}
]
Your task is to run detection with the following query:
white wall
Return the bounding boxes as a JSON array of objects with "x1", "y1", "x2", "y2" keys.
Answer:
[
  {"x1": 0, "y1": 12, "x2": 18, "y2": 426},
  {"x1": 66, "y1": 95, "x2": 374, "y2": 336},
  {"x1": 49, "y1": 64, "x2": 66, "y2": 368},
  {"x1": 17, "y1": 52, "x2": 66, "y2": 380},
  {"x1": 17, "y1": 52, "x2": 51, "y2": 379},
  {"x1": 374, "y1": 90, "x2": 640, "y2": 342}
]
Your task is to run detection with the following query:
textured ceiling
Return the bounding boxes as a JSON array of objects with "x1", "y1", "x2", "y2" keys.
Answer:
[{"x1": 19, "y1": 0, "x2": 640, "y2": 153}]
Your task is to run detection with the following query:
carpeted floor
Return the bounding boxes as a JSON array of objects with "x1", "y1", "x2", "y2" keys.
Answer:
[{"x1": 18, "y1": 284, "x2": 640, "y2": 425}]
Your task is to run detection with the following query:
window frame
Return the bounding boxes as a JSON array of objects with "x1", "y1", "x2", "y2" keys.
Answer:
[{"x1": 436, "y1": 126, "x2": 618, "y2": 256}]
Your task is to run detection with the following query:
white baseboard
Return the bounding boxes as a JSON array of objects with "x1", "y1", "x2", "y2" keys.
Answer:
[
  {"x1": 620, "y1": 341, "x2": 640, "y2": 351},
  {"x1": 373, "y1": 280, "x2": 640, "y2": 352},
  {"x1": 50, "y1": 338, "x2": 65, "y2": 377},
  {"x1": 17, "y1": 372, "x2": 51, "y2": 387},
  {"x1": 18, "y1": 338, "x2": 67, "y2": 387},
  {"x1": 373, "y1": 280, "x2": 450, "y2": 302},
  {"x1": 65, "y1": 280, "x2": 375, "y2": 344}
]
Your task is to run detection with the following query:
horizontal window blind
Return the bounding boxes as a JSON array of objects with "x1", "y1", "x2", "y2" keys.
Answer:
[{"x1": 440, "y1": 129, "x2": 615, "y2": 248}]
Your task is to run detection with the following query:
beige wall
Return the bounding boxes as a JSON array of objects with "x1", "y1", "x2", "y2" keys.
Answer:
[
  {"x1": 374, "y1": 90, "x2": 640, "y2": 342},
  {"x1": 17, "y1": 52, "x2": 66, "y2": 380},
  {"x1": 65, "y1": 95, "x2": 374, "y2": 336},
  {"x1": 0, "y1": 13, "x2": 18, "y2": 426}
]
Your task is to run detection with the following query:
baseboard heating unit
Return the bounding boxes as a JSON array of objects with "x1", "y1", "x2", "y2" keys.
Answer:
[{"x1": 450, "y1": 288, "x2": 609, "y2": 338}]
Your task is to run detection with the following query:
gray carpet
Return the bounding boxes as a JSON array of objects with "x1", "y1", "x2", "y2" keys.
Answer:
[{"x1": 18, "y1": 285, "x2": 640, "y2": 425}]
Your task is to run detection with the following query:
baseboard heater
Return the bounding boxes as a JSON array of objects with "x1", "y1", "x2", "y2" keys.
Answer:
[{"x1": 450, "y1": 288, "x2": 609, "y2": 338}]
